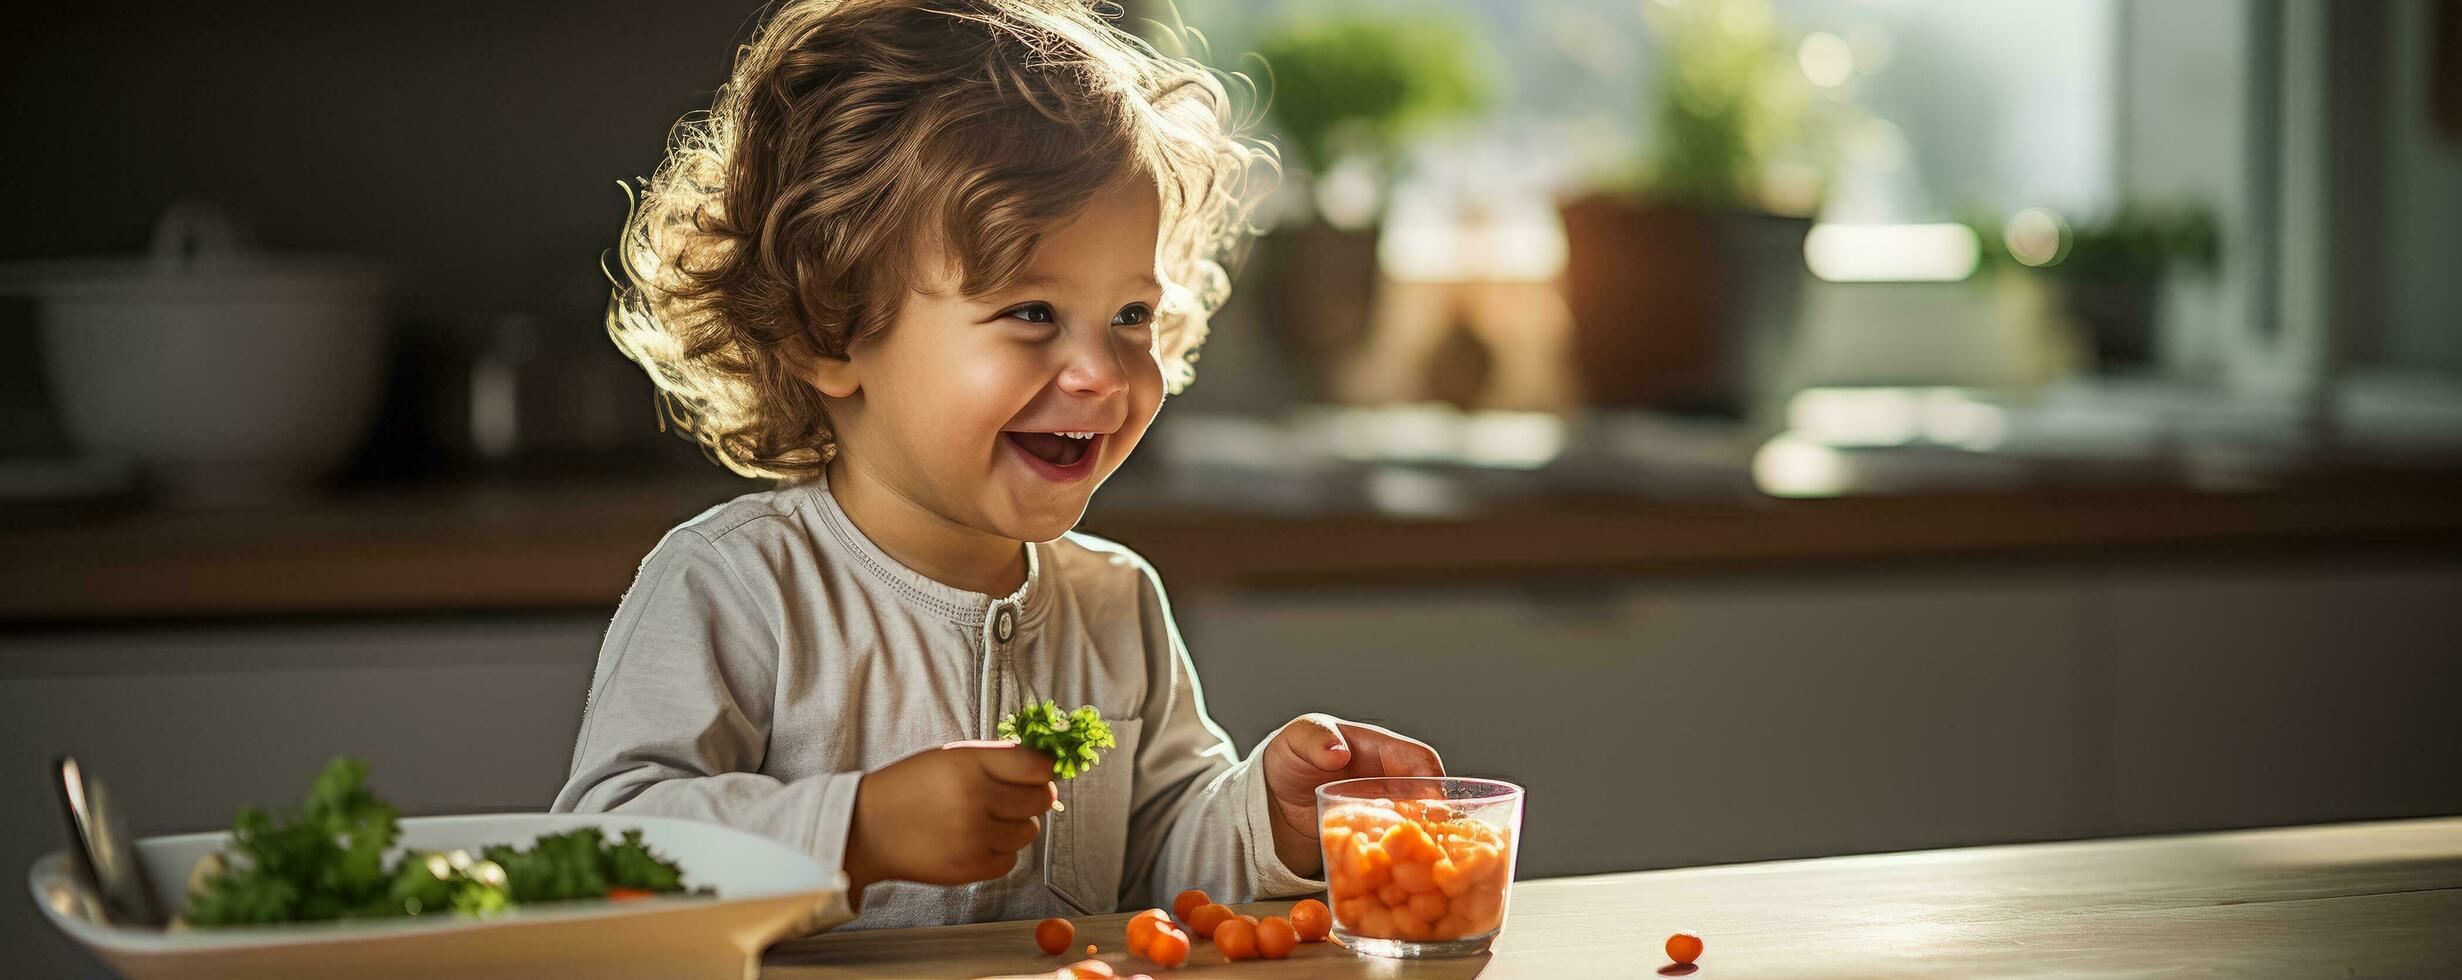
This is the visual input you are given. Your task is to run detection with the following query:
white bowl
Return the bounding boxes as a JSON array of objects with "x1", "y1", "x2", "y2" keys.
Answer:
[
  {"x1": 0, "y1": 199, "x2": 389, "y2": 506},
  {"x1": 28, "y1": 813, "x2": 853, "y2": 980}
]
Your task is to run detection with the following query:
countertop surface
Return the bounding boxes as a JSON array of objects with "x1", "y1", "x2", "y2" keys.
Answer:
[
  {"x1": 761, "y1": 816, "x2": 2462, "y2": 978},
  {"x1": 3, "y1": 462, "x2": 2461, "y2": 624}
]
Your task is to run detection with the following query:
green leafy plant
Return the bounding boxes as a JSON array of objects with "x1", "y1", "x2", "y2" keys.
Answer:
[
  {"x1": 999, "y1": 700, "x2": 1118, "y2": 780},
  {"x1": 1634, "y1": 0, "x2": 1851, "y2": 212},
  {"x1": 1254, "y1": 15, "x2": 1492, "y2": 176},
  {"x1": 184, "y1": 757, "x2": 697, "y2": 927},
  {"x1": 1970, "y1": 205, "x2": 2222, "y2": 280}
]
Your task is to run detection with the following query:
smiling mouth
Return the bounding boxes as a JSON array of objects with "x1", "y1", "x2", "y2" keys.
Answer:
[{"x1": 1003, "y1": 431, "x2": 1101, "y2": 471}]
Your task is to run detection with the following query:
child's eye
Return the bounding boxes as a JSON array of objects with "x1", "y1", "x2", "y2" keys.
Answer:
[
  {"x1": 1004, "y1": 303, "x2": 1057, "y2": 324},
  {"x1": 1113, "y1": 304, "x2": 1154, "y2": 327}
]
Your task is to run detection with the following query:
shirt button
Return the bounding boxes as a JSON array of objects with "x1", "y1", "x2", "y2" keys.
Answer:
[{"x1": 994, "y1": 606, "x2": 1016, "y2": 643}]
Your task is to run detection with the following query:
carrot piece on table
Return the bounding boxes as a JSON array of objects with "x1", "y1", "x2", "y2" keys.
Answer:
[
  {"x1": 1255, "y1": 916, "x2": 1298, "y2": 958},
  {"x1": 1035, "y1": 917, "x2": 1075, "y2": 956},
  {"x1": 1186, "y1": 902, "x2": 1234, "y2": 939},
  {"x1": 1145, "y1": 924, "x2": 1190, "y2": 968},
  {"x1": 1667, "y1": 930, "x2": 1704, "y2": 965},
  {"x1": 1213, "y1": 916, "x2": 1258, "y2": 960},
  {"x1": 1060, "y1": 957, "x2": 1115, "y2": 978},
  {"x1": 1126, "y1": 908, "x2": 1169, "y2": 956},
  {"x1": 1171, "y1": 888, "x2": 1210, "y2": 923},
  {"x1": 605, "y1": 887, "x2": 655, "y2": 901},
  {"x1": 1289, "y1": 898, "x2": 1332, "y2": 942}
]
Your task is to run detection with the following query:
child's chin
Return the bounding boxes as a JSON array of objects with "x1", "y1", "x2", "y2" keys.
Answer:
[{"x1": 996, "y1": 495, "x2": 1094, "y2": 543}]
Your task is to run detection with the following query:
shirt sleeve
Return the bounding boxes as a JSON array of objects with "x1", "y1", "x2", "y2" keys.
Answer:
[
  {"x1": 552, "y1": 528, "x2": 863, "y2": 919},
  {"x1": 1117, "y1": 558, "x2": 1325, "y2": 907}
]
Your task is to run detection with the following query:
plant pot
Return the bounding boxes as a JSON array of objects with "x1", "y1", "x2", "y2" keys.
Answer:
[
  {"x1": 1557, "y1": 196, "x2": 1810, "y2": 418},
  {"x1": 1250, "y1": 221, "x2": 1382, "y2": 401},
  {"x1": 2052, "y1": 276, "x2": 2161, "y2": 372}
]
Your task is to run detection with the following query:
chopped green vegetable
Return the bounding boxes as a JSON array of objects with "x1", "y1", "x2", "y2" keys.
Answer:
[
  {"x1": 184, "y1": 757, "x2": 698, "y2": 927},
  {"x1": 998, "y1": 700, "x2": 1117, "y2": 780},
  {"x1": 187, "y1": 757, "x2": 404, "y2": 925},
  {"x1": 482, "y1": 828, "x2": 687, "y2": 903}
]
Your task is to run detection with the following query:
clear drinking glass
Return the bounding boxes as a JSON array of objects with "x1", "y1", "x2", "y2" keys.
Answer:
[{"x1": 1315, "y1": 776, "x2": 1524, "y2": 958}]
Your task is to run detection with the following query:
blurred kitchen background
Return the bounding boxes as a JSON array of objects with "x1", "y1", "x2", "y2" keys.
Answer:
[{"x1": 4, "y1": 0, "x2": 2460, "y2": 973}]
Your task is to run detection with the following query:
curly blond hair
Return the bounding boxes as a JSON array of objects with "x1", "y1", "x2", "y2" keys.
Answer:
[{"x1": 605, "y1": 0, "x2": 1274, "y2": 481}]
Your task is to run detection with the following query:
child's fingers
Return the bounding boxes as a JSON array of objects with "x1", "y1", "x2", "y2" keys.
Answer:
[
  {"x1": 1338, "y1": 721, "x2": 1447, "y2": 779},
  {"x1": 983, "y1": 779, "x2": 1058, "y2": 820},
  {"x1": 1278, "y1": 713, "x2": 1354, "y2": 772},
  {"x1": 972, "y1": 743, "x2": 1063, "y2": 785}
]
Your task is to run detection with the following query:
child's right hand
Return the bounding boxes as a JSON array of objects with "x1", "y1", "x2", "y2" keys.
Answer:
[{"x1": 844, "y1": 740, "x2": 1058, "y2": 891}]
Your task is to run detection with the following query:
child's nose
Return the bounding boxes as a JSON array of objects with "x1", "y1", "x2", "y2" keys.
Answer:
[{"x1": 1055, "y1": 332, "x2": 1129, "y2": 398}]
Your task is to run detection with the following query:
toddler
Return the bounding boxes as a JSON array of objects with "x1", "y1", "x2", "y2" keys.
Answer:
[{"x1": 554, "y1": 0, "x2": 1444, "y2": 929}]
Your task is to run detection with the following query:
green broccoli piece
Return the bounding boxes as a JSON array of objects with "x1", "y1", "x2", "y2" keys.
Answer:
[{"x1": 998, "y1": 701, "x2": 1118, "y2": 780}]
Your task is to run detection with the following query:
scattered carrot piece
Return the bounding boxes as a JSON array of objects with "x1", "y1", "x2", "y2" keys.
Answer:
[
  {"x1": 1667, "y1": 930, "x2": 1704, "y2": 965},
  {"x1": 1186, "y1": 902, "x2": 1234, "y2": 939},
  {"x1": 605, "y1": 887, "x2": 654, "y2": 901},
  {"x1": 1172, "y1": 888, "x2": 1210, "y2": 923},
  {"x1": 1289, "y1": 899, "x2": 1332, "y2": 942},
  {"x1": 1256, "y1": 915, "x2": 1298, "y2": 958},
  {"x1": 1126, "y1": 908, "x2": 1170, "y2": 956},
  {"x1": 1059, "y1": 957, "x2": 1114, "y2": 978},
  {"x1": 1213, "y1": 916, "x2": 1259, "y2": 960},
  {"x1": 1035, "y1": 917, "x2": 1075, "y2": 956},
  {"x1": 1145, "y1": 924, "x2": 1190, "y2": 969}
]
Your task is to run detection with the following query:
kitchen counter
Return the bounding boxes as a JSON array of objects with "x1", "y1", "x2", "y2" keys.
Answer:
[
  {"x1": 3, "y1": 464, "x2": 2460, "y2": 624},
  {"x1": 761, "y1": 816, "x2": 2462, "y2": 978}
]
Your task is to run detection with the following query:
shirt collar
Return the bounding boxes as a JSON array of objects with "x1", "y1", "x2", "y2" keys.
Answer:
[{"x1": 799, "y1": 476, "x2": 1050, "y2": 631}]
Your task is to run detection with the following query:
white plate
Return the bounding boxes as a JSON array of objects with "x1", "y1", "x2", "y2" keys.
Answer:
[{"x1": 29, "y1": 812, "x2": 852, "y2": 980}]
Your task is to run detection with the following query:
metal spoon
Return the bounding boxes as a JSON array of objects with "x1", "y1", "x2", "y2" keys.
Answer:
[{"x1": 55, "y1": 756, "x2": 165, "y2": 927}]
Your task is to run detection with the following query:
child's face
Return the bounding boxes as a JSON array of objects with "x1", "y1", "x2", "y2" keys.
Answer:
[{"x1": 818, "y1": 180, "x2": 1168, "y2": 543}]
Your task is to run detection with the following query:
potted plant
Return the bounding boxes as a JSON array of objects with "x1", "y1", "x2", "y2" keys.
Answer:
[
  {"x1": 1559, "y1": 0, "x2": 1834, "y2": 419},
  {"x1": 1245, "y1": 14, "x2": 1492, "y2": 401},
  {"x1": 1969, "y1": 205, "x2": 2221, "y2": 372}
]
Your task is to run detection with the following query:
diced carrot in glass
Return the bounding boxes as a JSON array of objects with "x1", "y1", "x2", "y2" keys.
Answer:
[
  {"x1": 1391, "y1": 859, "x2": 1436, "y2": 894},
  {"x1": 1390, "y1": 905, "x2": 1432, "y2": 941},
  {"x1": 1432, "y1": 856, "x2": 1469, "y2": 897},
  {"x1": 1336, "y1": 896, "x2": 1372, "y2": 926},
  {"x1": 1328, "y1": 869, "x2": 1361, "y2": 900},
  {"x1": 1357, "y1": 906, "x2": 1394, "y2": 939},
  {"x1": 1354, "y1": 844, "x2": 1392, "y2": 890},
  {"x1": 1381, "y1": 821, "x2": 1438, "y2": 863},
  {"x1": 1378, "y1": 882, "x2": 1408, "y2": 906},
  {"x1": 1431, "y1": 914, "x2": 1470, "y2": 940},
  {"x1": 1453, "y1": 841, "x2": 1500, "y2": 883},
  {"x1": 1407, "y1": 891, "x2": 1448, "y2": 922}
]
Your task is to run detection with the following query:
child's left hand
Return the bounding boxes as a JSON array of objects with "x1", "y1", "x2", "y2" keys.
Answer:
[{"x1": 1260, "y1": 714, "x2": 1445, "y2": 876}]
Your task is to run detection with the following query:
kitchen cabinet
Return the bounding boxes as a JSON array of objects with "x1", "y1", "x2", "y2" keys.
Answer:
[{"x1": 3, "y1": 554, "x2": 2454, "y2": 977}]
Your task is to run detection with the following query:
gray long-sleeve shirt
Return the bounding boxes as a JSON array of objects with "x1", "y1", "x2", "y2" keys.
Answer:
[{"x1": 552, "y1": 477, "x2": 1320, "y2": 930}]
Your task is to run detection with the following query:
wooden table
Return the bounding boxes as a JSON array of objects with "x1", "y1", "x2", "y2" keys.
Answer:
[{"x1": 761, "y1": 816, "x2": 2462, "y2": 978}]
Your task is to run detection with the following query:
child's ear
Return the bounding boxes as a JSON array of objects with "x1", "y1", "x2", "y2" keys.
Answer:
[{"x1": 784, "y1": 335, "x2": 861, "y2": 398}]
